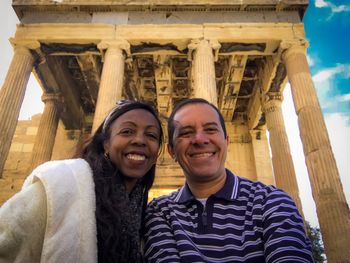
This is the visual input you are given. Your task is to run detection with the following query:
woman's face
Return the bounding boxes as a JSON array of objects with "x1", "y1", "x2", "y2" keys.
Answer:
[{"x1": 104, "y1": 109, "x2": 161, "y2": 190}]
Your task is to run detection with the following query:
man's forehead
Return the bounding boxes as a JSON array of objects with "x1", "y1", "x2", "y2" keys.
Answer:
[{"x1": 173, "y1": 103, "x2": 220, "y2": 126}]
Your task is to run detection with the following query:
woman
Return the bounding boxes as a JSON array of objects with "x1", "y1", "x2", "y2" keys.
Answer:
[{"x1": 0, "y1": 100, "x2": 163, "y2": 263}]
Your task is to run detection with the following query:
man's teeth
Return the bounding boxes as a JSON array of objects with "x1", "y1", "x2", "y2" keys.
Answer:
[
  {"x1": 127, "y1": 154, "x2": 146, "y2": 161},
  {"x1": 192, "y1": 153, "x2": 213, "y2": 158}
]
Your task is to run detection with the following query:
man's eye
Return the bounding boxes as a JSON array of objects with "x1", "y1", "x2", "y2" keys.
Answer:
[
  {"x1": 178, "y1": 131, "x2": 193, "y2": 137},
  {"x1": 206, "y1": 127, "x2": 218, "y2": 133}
]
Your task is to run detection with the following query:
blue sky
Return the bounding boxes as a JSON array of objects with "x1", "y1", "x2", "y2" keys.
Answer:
[
  {"x1": 0, "y1": 0, "x2": 349, "y2": 226},
  {"x1": 282, "y1": 0, "x2": 350, "y2": 225},
  {"x1": 304, "y1": 0, "x2": 350, "y2": 116}
]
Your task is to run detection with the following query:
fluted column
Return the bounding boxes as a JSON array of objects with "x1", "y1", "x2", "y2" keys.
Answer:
[
  {"x1": 282, "y1": 42, "x2": 350, "y2": 261},
  {"x1": 0, "y1": 41, "x2": 39, "y2": 176},
  {"x1": 262, "y1": 92, "x2": 304, "y2": 216},
  {"x1": 188, "y1": 39, "x2": 220, "y2": 105},
  {"x1": 92, "y1": 39, "x2": 130, "y2": 132},
  {"x1": 28, "y1": 93, "x2": 61, "y2": 172},
  {"x1": 249, "y1": 129, "x2": 275, "y2": 186}
]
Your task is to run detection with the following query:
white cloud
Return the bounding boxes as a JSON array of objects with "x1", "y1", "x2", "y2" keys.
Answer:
[
  {"x1": 306, "y1": 54, "x2": 315, "y2": 67},
  {"x1": 324, "y1": 113, "x2": 350, "y2": 205},
  {"x1": 314, "y1": 0, "x2": 350, "y2": 13},
  {"x1": 313, "y1": 64, "x2": 349, "y2": 83},
  {"x1": 331, "y1": 4, "x2": 350, "y2": 13},
  {"x1": 315, "y1": 0, "x2": 329, "y2": 8},
  {"x1": 336, "y1": 93, "x2": 350, "y2": 102},
  {"x1": 313, "y1": 67, "x2": 338, "y2": 83},
  {"x1": 312, "y1": 64, "x2": 350, "y2": 107}
]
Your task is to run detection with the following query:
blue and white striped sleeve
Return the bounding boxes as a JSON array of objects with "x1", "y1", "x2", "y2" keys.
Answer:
[
  {"x1": 144, "y1": 198, "x2": 180, "y2": 263},
  {"x1": 260, "y1": 189, "x2": 314, "y2": 262}
]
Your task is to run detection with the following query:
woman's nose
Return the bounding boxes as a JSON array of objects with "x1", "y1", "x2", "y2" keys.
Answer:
[{"x1": 132, "y1": 132, "x2": 146, "y2": 145}]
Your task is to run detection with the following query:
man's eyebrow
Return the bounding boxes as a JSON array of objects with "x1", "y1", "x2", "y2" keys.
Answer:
[
  {"x1": 203, "y1": 122, "x2": 219, "y2": 127},
  {"x1": 177, "y1": 125, "x2": 194, "y2": 130}
]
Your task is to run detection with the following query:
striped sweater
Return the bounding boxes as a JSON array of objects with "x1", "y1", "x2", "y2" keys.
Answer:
[{"x1": 145, "y1": 169, "x2": 314, "y2": 262}]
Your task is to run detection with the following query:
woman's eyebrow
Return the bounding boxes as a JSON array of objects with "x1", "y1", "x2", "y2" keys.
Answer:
[{"x1": 119, "y1": 121, "x2": 159, "y2": 130}]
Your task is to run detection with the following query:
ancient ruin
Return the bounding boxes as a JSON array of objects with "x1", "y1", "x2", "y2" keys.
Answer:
[{"x1": 0, "y1": 0, "x2": 349, "y2": 261}]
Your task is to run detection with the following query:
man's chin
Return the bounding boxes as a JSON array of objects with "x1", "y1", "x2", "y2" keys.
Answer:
[{"x1": 186, "y1": 170, "x2": 218, "y2": 181}]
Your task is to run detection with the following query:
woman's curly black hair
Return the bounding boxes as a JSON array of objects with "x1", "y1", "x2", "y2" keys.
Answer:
[{"x1": 78, "y1": 100, "x2": 163, "y2": 263}]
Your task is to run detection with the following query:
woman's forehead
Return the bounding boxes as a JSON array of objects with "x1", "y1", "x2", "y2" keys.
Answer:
[{"x1": 112, "y1": 109, "x2": 160, "y2": 128}]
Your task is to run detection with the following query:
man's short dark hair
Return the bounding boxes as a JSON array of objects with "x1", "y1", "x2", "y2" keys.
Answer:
[{"x1": 167, "y1": 98, "x2": 227, "y2": 148}]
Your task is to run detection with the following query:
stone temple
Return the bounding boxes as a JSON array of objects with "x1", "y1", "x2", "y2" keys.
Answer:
[{"x1": 0, "y1": 1, "x2": 349, "y2": 261}]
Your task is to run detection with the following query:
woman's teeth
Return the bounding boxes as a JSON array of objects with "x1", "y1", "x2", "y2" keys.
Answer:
[{"x1": 127, "y1": 154, "x2": 146, "y2": 161}]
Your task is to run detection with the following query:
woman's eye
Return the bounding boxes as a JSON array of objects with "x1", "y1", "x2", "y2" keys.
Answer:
[
  {"x1": 146, "y1": 133, "x2": 158, "y2": 139},
  {"x1": 119, "y1": 129, "x2": 134, "y2": 135}
]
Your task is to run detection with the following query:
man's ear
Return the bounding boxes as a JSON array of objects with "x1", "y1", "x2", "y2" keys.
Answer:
[{"x1": 167, "y1": 143, "x2": 176, "y2": 160}]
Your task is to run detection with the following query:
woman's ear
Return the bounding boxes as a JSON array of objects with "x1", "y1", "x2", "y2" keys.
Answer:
[{"x1": 103, "y1": 140, "x2": 110, "y2": 154}]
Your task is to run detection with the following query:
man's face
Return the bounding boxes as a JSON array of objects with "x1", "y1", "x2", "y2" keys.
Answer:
[{"x1": 168, "y1": 103, "x2": 228, "y2": 183}]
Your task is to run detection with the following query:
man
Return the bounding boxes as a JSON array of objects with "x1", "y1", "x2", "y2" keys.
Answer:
[{"x1": 144, "y1": 98, "x2": 314, "y2": 262}]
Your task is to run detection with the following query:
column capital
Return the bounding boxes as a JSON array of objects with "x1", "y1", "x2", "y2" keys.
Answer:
[
  {"x1": 10, "y1": 38, "x2": 41, "y2": 52},
  {"x1": 41, "y1": 92, "x2": 61, "y2": 102},
  {"x1": 97, "y1": 39, "x2": 131, "y2": 57},
  {"x1": 187, "y1": 39, "x2": 221, "y2": 61},
  {"x1": 41, "y1": 93, "x2": 63, "y2": 111},
  {"x1": 262, "y1": 92, "x2": 283, "y2": 113},
  {"x1": 280, "y1": 39, "x2": 309, "y2": 62},
  {"x1": 249, "y1": 129, "x2": 263, "y2": 140}
]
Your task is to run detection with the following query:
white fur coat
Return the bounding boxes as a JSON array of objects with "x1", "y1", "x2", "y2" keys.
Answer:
[{"x1": 0, "y1": 159, "x2": 97, "y2": 263}]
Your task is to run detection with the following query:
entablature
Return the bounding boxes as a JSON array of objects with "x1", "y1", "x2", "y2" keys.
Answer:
[{"x1": 12, "y1": 23, "x2": 306, "y2": 131}]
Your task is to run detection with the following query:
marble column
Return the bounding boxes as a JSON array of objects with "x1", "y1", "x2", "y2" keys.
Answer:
[
  {"x1": 188, "y1": 39, "x2": 220, "y2": 106},
  {"x1": 92, "y1": 40, "x2": 130, "y2": 132},
  {"x1": 249, "y1": 129, "x2": 275, "y2": 186},
  {"x1": 28, "y1": 93, "x2": 61, "y2": 172},
  {"x1": 282, "y1": 42, "x2": 350, "y2": 261},
  {"x1": 0, "y1": 42, "x2": 38, "y2": 176},
  {"x1": 262, "y1": 92, "x2": 304, "y2": 216}
]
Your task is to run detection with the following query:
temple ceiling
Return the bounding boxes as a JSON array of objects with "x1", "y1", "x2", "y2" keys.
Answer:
[{"x1": 31, "y1": 41, "x2": 287, "y2": 130}]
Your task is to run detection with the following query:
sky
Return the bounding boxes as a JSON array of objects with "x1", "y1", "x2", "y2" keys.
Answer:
[{"x1": 0, "y1": 0, "x2": 349, "y2": 226}]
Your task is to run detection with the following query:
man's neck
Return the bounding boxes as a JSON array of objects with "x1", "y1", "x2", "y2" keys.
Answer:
[{"x1": 186, "y1": 172, "x2": 226, "y2": 199}]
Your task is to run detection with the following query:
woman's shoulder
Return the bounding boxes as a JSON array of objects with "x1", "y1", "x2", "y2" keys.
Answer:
[
  {"x1": 32, "y1": 158, "x2": 89, "y2": 174},
  {"x1": 23, "y1": 158, "x2": 92, "y2": 188}
]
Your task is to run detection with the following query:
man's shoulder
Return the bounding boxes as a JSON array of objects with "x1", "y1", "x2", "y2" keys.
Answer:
[
  {"x1": 233, "y1": 173, "x2": 293, "y2": 205},
  {"x1": 148, "y1": 189, "x2": 181, "y2": 207},
  {"x1": 229, "y1": 171, "x2": 284, "y2": 198},
  {"x1": 239, "y1": 176, "x2": 275, "y2": 190}
]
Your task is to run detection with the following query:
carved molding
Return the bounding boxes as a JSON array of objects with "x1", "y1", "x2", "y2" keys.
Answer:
[
  {"x1": 262, "y1": 92, "x2": 283, "y2": 113},
  {"x1": 97, "y1": 39, "x2": 131, "y2": 60},
  {"x1": 187, "y1": 39, "x2": 221, "y2": 62},
  {"x1": 280, "y1": 39, "x2": 308, "y2": 62}
]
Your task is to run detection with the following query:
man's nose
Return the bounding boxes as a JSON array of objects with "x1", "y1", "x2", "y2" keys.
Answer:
[{"x1": 191, "y1": 131, "x2": 209, "y2": 144}]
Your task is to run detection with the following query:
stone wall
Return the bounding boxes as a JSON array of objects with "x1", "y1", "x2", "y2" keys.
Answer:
[
  {"x1": 0, "y1": 115, "x2": 82, "y2": 205},
  {"x1": 0, "y1": 115, "x2": 40, "y2": 204}
]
